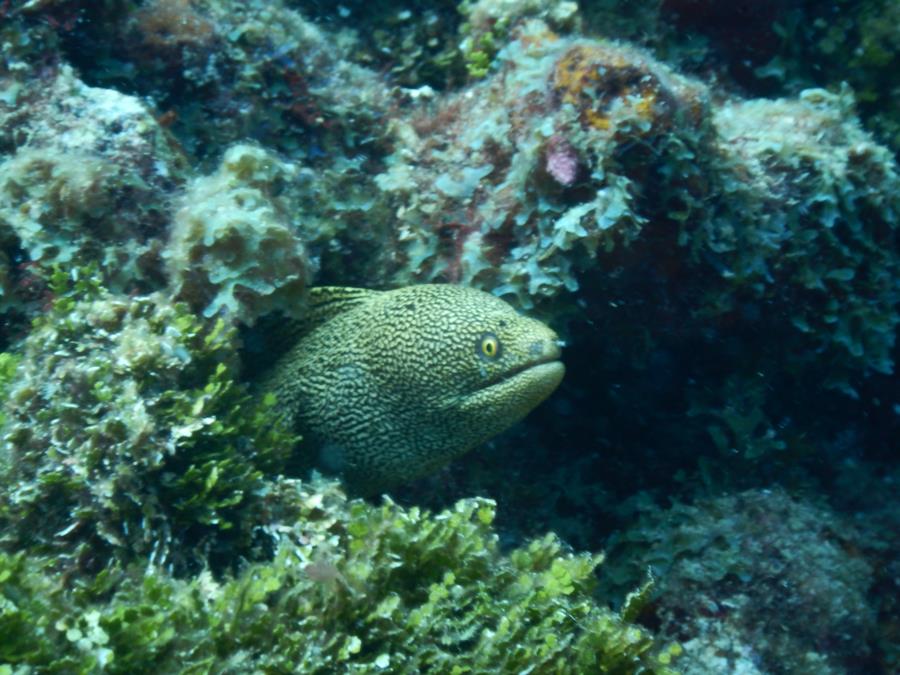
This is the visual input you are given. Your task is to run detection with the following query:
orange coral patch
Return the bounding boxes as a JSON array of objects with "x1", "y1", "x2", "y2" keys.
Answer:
[{"x1": 552, "y1": 44, "x2": 666, "y2": 132}]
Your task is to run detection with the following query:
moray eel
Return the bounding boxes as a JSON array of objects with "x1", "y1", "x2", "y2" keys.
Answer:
[{"x1": 260, "y1": 284, "x2": 564, "y2": 495}]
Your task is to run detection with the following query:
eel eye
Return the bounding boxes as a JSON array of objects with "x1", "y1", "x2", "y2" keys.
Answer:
[{"x1": 477, "y1": 332, "x2": 501, "y2": 360}]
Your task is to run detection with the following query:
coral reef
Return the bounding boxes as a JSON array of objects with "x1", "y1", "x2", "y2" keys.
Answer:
[
  {"x1": 164, "y1": 139, "x2": 394, "y2": 313},
  {"x1": 577, "y1": 2, "x2": 900, "y2": 154},
  {"x1": 698, "y1": 1, "x2": 900, "y2": 155},
  {"x1": 701, "y1": 88, "x2": 899, "y2": 384},
  {"x1": 299, "y1": 0, "x2": 467, "y2": 89},
  {"x1": 768, "y1": 0, "x2": 900, "y2": 153},
  {"x1": 0, "y1": 65, "x2": 184, "y2": 267},
  {"x1": 459, "y1": 0, "x2": 581, "y2": 78},
  {"x1": 50, "y1": 0, "x2": 394, "y2": 161},
  {"x1": 601, "y1": 489, "x2": 876, "y2": 674},
  {"x1": 0, "y1": 1, "x2": 896, "y2": 672},
  {"x1": 378, "y1": 21, "x2": 711, "y2": 307},
  {"x1": 166, "y1": 143, "x2": 311, "y2": 324},
  {"x1": 377, "y1": 17, "x2": 898, "y2": 395},
  {"x1": 0, "y1": 64, "x2": 188, "y2": 341},
  {"x1": 370, "y1": 21, "x2": 897, "y2": 545},
  {"x1": 0, "y1": 478, "x2": 681, "y2": 673},
  {"x1": 831, "y1": 461, "x2": 900, "y2": 672},
  {"x1": 0, "y1": 271, "x2": 297, "y2": 575},
  {"x1": 0, "y1": 353, "x2": 19, "y2": 430}
]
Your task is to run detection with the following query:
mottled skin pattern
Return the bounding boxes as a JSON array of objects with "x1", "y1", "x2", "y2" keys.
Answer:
[{"x1": 261, "y1": 285, "x2": 565, "y2": 495}]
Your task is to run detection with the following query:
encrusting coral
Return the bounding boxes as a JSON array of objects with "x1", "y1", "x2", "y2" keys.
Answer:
[
  {"x1": 0, "y1": 63, "x2": 188, "y2": 340},
  {"x1": 698, "y1": 87, "x2": 899, "y2": 385},
  {"x1": 166, "y1": 143, "x2": 312, "y2": 325},
  {"x1": 459, "y1": 0, "x2": 581, "y2": 78},
  {"x1": 600, "y1": 489, "x2": 876, "y2": 674},
  {"x1": 76, "y1": 0, "x2": 394, "y2": 159},
  {"x1": 277, "y1": 3, "x2": 897, "y2": 410},
  {"x1": 763, "y1": 0, "x2": 900, "y2": 153},
  {"x1": 378, "y1": 19, "x2": 712, "y2": 307},
  {"x1": 576, "y1": 1, "x2": 900, "y2": 154},
  {"x1": 377, "y1": 14, "x2": 898, "y2": 396}
]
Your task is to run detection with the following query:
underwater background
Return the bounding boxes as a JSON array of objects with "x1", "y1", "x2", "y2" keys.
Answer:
[{"x1": 0, "y1": 1, "x2": 897, "y2": 673}]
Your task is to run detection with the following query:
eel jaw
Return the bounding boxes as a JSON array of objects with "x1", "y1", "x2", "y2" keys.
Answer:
[{"x1": 462, "y1": 358, "x2": 565, "y2": 424}]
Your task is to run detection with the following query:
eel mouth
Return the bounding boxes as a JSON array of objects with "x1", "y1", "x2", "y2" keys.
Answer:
[
  {"x1": 473, "y1": 358, "x2": 565, "y2": 409},
  {"x1": 481, "y1": 345, "x2": 565, "y2": 392},
  {"x1": 496, "y1": 355, "x2": 561, "y2": 384},
  {"x1": 490, "y1": 338, "x2": 563, "y2": 386},
  {"x1": 462, "y1": 348, "x2": 565, "y2": 416}
]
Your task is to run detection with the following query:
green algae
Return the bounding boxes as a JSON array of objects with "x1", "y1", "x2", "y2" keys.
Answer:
[
  {"x1": 0, "y1": 480, "x2": 680, "y2": 673},
  {"x1": 0, "y1": 268, "x2": 298, "y2": 575}
]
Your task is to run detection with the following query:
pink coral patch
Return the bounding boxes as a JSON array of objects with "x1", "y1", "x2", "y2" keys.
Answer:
[{"x1": 545, "y1": 136, "x2": 579, "y2": 186}]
